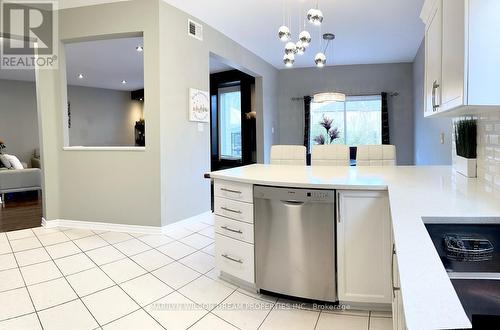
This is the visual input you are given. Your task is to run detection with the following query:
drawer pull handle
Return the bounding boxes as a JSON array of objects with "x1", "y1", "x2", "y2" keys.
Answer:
[
  {"x1": 221, "y1": 226, "x2": 243, "y2": 234},
  {"x1": 221, "y1": 207, "x2": 242, "y2": 214},
  {"x1": 222, "y1": 254, "x2": 243, "y2": 264},
  {"x1": 220, "y1": 188, "x2": 242, "y2": 195}
]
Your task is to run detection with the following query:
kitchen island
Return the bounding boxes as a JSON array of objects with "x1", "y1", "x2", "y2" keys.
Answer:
[{"x1": 209, "y1": 164, "x2": 500, "y2": 330}]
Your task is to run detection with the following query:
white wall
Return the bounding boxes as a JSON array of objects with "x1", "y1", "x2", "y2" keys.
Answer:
[
  {"x1": 278, "y1": 63, "x2": 415, "y2": 165},
  {"x1": 476, "y1": 112, "x2": 500, "y2": 189},
  {"x1": 0, "y1": 79, "x2": 39, "y2": 163},
  {"x1": 412, "y1": 40, "x2": 452, "y2": 165},
  {"x1": 68, "y1": 85, "x2": 142, "y2": 147}
]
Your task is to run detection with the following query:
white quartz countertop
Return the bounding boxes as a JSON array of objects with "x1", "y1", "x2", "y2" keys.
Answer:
[{"x1": 209, "y1": 164, "x2": 500, "y2": 330}]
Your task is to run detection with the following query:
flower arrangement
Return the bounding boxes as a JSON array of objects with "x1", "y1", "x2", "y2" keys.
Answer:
[
  {"x1": 0, "y1": 140, "x2": 5, "y2": 154},
  {"x1": 313, "y1": 116, "x2": 340, "y2": 145}
]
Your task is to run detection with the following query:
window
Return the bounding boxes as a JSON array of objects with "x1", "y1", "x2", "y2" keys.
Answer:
[
  {"x1": 218, "y1": 86, "x2": 242, "y2": 160},
  {"x1": 309, "y1": 95, "x2": 382, "y2": 147}
]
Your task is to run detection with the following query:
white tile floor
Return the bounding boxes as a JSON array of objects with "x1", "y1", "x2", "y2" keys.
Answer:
[{"x1": 0, "y1": 214, "x2": 392, "y2": 329}]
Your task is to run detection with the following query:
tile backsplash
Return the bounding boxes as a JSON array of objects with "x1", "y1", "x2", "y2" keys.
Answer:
[{"x1": 476, "y1": 112, "x2": 500, "y2": 188}]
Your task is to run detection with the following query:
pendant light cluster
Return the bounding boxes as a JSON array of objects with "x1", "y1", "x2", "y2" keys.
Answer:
[{"x1": 278, "y1": 0, "x2": 329, "y2": 68}]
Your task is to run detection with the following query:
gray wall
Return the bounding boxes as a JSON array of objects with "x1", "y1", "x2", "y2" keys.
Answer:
[
  {"x1": 68, "y1": 85, "x2": 142, "y2": 147},
  {"x1": 38, "y1": 0, "x2": 162, "y2": 226},
  {"x1": 159, "y1": 1, "x2": 279, "y2": 225},
  {"x1": 37, "y1": 0, "x2": 278, "y2": 227},
  {"x1": 412, "y1": 40, "x2": 452, "y2": 165},
  {"x1": 278, "y1": 63, "x2": 415, "y2": 165},
  {"x1": 0, "y1": 79, "x2": 39, "y2": 163}
]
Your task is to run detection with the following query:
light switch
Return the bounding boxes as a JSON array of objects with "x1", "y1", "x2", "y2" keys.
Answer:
[
  {"x1": 197, "y1": 123, "x2": 204, "y2": 132},
  {"x1": 440, "y1": 133, "x2": 445, "y2": 144}
]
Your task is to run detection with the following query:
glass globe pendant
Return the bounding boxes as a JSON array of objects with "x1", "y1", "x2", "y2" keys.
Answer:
[
  {"x1": 295, "y1": 41, "x2": 306, "y2": 55},
  {"x1": 283, "y1": 53, "x2": 295, "y2": 67},
  {"x1": 299, "y1": 31, "x2": 311, "y2": 47},
  {"x1": 307, "y1": 8, "x2": 323, "y2": 26},
  {"x1": 278, "y1": 26, "x2": 291, "y2": 42},
  {"x1": 284, "y1": 41, "x2": 297, "y2": 55},
  {"x1": 314, "y1": 52, "x2": 326, "y2": 67}
]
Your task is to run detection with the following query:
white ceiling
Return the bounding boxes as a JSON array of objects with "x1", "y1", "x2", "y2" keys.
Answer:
[
  {"x1": 163, "y1": 0, "x2": 426, "y2": 69},
  {"x1": 2, "y1": 0, "x2": 426, "y2": 84},
  {"x1": 58, "y1": 0, "x2": 129, "y2": 9},
  {"x1": 65, "y1": 36, "x2": 144, "y2": 91}
]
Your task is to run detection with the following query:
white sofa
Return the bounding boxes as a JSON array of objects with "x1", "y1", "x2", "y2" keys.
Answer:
[{"x1": 0, "y1": 168, "x2": 41, "y2": 207}]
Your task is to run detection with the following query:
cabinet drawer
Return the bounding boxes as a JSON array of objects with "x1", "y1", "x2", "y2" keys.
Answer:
[
  {"x1": 215, "y1": 233, "x2": 254, "y2": 284},
  {"x1": 215, "y1": 215, "x2": 254, "y2": 244},
  {"x1": 214, "y1": 180, "x2": 253, "y2": 203},
  {"x1": 214, "y1": 197, "x2": 254, "y2": 224}
]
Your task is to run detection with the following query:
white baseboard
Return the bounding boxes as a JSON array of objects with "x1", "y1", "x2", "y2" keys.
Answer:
[
  {"x1": 43, "y1": 218, "x2": 163, "y2": 234},
  {"x1": 41, "y1": 210, "x2": 213, "y2": 235}
]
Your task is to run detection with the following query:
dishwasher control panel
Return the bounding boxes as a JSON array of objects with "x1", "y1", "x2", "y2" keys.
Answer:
[
  {"x1": 307, "y1": 191, "x2": 331, "y2": 201},
  {"x1": 254, "y1": 186, "x2": 334, "y2": 202}
]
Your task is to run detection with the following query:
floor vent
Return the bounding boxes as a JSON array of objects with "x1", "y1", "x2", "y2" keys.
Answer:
[{"x1": 188, "y1": 19, "x2": 203, "y2": 41}]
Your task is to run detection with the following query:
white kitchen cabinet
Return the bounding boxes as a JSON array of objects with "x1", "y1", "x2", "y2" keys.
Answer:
[
  {"x1": 424, "y1": 0, "x2": 442, "y2": 116},
  {"x1": 215, "y1": 215, "x2": 254, "y2": 244},
  {"x1": 421, "y1": 0, "x2": 500, "y2": 117},
  {"x1": 336, "y1": 190, "x2": 392, "y2": 305},
  {"x1": 213, "y1": 179, "x2": 255, "y2": 286},
  {"x1": 441, "y1": 0, "x2": 464, "y2": 111},
  {"x1": 214, "y1": 180, "x2": 253, "y2": 203},
  {"x1": 215, "y1": 233, "x2": 255, "y2": 284},
  {"x1": 214, "y1": 197, "x2": 254, "y2": 224}
]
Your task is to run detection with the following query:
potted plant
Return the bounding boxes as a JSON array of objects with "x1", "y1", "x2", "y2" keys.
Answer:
[
  {"x1": 313, "y1": 116, "x2": 340, "y2": 145},
  {"x1": 454, "y1": 118, "x2": 477, "y2": 178}
]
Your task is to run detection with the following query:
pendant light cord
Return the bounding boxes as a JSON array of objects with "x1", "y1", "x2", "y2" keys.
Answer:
[
  {"x1": 323, "y1": 39, "x2": 331, "y2": 54},
  {"x1": 282, "y1": 0, "x2": 285, "y2": 25}
]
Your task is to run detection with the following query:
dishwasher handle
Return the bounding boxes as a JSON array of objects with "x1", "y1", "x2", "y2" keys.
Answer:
[{"x1": 280, "y1": 200, "x2": 306, "y2": 206}]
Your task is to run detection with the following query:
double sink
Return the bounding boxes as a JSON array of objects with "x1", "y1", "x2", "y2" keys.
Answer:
[{"x1": 425, "y1": 220, "x2": 500, "y2": 328}]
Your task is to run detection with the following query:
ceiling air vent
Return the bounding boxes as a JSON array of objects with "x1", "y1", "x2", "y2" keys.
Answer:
[{"x1": 188, "y1": 19, "x2": 203, "y2": 41}]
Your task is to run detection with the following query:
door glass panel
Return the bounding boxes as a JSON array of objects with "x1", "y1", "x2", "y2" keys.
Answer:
[{"x1": 219, "y1": 86, "x2": 242, "y2": 160}]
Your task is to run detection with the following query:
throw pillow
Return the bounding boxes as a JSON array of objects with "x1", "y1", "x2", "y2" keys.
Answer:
[
  {"x1": 4, "y1": 154, "x2": 24, "y2": 170},
  {"x1": 0, "y1": 154, "x2": 11, "y2": 169}
]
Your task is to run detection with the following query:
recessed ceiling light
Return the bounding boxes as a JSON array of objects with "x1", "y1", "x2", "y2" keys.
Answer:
[
  {"x1": 121, "y1": 80, "x2": 127, "y2": 84},
  {"x1": 77, "y1": 73, "x2": 84, "y2": 79},
  {"x1": 136, "y1": 45, "x2": 143, "y2": 52}
]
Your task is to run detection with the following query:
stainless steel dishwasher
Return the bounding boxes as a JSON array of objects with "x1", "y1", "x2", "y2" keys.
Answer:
[{"x1": 254, "y1": 185, "x2": 336, "y2": 302}]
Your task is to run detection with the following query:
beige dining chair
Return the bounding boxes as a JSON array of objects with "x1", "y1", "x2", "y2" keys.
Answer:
[
  {"x1": 356, "y1": 145, "x2": 396, "y2": 166},
  {"x1": 270, "y1": 145, "x2": 307, "y2": 165},
  {"x1": 311, "y1": 145, "x2": 350, "y2": 166}
]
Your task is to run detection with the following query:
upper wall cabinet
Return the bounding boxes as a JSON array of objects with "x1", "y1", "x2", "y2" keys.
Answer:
[{"x1": 420, "y1": 0, "x2": 500, "y2": 117}]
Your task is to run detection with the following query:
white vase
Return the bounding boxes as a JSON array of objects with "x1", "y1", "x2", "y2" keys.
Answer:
[{"x1": 454, "y1": 155, "x2": 477, "y2": 178}]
